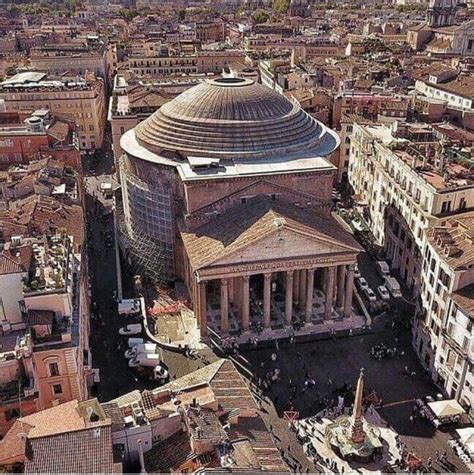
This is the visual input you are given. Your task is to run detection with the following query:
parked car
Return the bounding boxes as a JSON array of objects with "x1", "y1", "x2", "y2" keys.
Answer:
[
  {"x1": 129, "y1": 353, "x2": 161, "y2": 368},
  {"x1": 377, "y1": 285, "x2": 390, "y2": 300},
  {"x1": 354, "y1": 265, "x2": 361, "y2": 279},
  {"x1": 127, "y1": 337, "x2": 144, "y2": 348},
  {"x1": 364, "y1": 287, "x2": 377, "y2": 302},
  {"x1": 118, "y1": 299, "x2": 140, "y2": 315},
  {"x1": 125, "y1": 343, "x2": 157, "y2": 359},
  {"x1": 376, "y1": 260, "x2": 390, "y2": 277},
  {"x1": 357, "y1": 277, "x2": 368, "y2": 290},
  {"x1": 153, "y1": 365, "x2": 169, "y2": 381},
  {"x1": 119, "y1": 323, "x2": 142, "y2": 336},
  {"x1": 384, "y1": 276, "x2": 402, "y2": 298}
]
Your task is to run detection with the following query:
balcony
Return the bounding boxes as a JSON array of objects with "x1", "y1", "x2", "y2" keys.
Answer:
[{"x1": 30, "y1": 317, "x2": 71, "y2": 347}]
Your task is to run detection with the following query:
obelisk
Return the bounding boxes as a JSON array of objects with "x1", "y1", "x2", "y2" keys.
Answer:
[{"x1": 351, "y1": 368, "x2": 366, "y2": 444}]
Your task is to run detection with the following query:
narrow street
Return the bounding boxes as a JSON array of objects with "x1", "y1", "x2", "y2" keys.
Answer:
[{"x1": 84, "y1": 139, "x2": 215, "y2": 401}]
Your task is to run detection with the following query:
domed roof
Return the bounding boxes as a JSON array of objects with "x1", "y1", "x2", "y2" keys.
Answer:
[{"x1": 134, "y1": 78, "x2": 336, "y2": 160}]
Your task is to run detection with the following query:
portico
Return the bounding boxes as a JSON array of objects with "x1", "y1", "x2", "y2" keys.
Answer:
[{"x1": 181, "y1": 196, "x2": 362, "y2": 339}]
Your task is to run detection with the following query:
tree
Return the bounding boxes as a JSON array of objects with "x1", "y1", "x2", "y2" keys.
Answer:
[
  {"x1": 253, "y1": 9, "x2": 269, "y2": 24},
  {"x1": 272, "y1": 0, "x2": 289, "y2": 14}
]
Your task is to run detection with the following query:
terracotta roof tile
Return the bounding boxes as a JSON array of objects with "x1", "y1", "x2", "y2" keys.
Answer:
[
  {"x1": 24, "y1": 425, "x2": 115, "y2": 474},
  {"x1": 0, "y1": 253, "x2": 25, "y2": 275},
  {"x1": 450, "y1": 284, "x2": 474, "y2": 317}
]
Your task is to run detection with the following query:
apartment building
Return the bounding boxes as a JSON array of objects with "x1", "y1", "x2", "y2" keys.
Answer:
[
  {"x1": 195, "y1": 20, "x2": 225, "y2": 43},
  {"x1": 126, "y1": 49, "x2": 244, "y2": 76},
  {"x1": 348, "y1": 121, "x2": 474, "y2": 294},
  {"x1": 413, "y1": 68, "x2": 474, "y2": 131},
  {"x1": 0, "y1": 234, "x2": 91, "y2": 435},
  {"x1": 29, "y1": 42, "x2": 108, "y2": 80},
  {"x1": 336, "y1": 114, "x2": 372, "y2": 182},
  {"x1": 332, "y1": 91, "x2": 410, "y2": 129},
  {"x1": 0, "y1": 110, "x2": 80, "y2": 170},
  {"x1": 0, "y1": 72, "x2": 106, "y2": 151},
  {"x1": 413, "y1": 214, "x2": 473, "y2": 411}
]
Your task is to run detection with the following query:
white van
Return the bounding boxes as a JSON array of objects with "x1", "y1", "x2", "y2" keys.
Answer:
[
  {"x1": 384, "y1": 276, "x2": 401, "y2": 298},
  {"x1": 124, "y1": 343, "x2": 157, "y2": 359},
  {"x1": 127, "y1": 337, "x2": 144, "y2": 348},
  {"x1": 129, "y1": 353, "x2": 161, "y2": 368},
  {"x1": 376, "y1": 261, "x2": 390, "y2": 277}
]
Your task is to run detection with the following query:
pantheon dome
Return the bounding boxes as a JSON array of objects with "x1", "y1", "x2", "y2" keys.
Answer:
[{"x1": 131, "y1": 77, "x2": 339, "y2": 160}]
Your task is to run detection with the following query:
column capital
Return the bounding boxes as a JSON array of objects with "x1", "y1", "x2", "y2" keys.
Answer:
[
  {"x1": 221, "y1": 278, "x2": 228, "y2": 286},
  {"x1": 242, "y1": 275, "x2": 250, "y2": 283},
  {"x1": 263, "y1": 272, "x2": 272, "y2": 281},
  {"x1": 347, "y1": 264, "x2": 356, "y2": 271}
]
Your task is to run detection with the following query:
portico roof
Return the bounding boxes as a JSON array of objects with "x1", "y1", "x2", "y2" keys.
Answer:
[{"x1": 182, "y1": 196, "x2": 362, "y2": 273}]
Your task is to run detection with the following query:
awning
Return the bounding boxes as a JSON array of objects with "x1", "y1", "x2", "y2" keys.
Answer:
[
  {"x1": 428, "y1": 399, "x2": 465, "y2": 418},
  {"x1": 456, "y1": 427, "x2": 474, "y2": 455}
]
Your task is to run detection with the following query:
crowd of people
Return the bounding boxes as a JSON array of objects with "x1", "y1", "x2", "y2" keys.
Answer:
[{"x1": 370, "y1": 342, "x2": 403, "y2": 360}]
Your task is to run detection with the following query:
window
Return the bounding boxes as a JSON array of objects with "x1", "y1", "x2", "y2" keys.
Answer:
[
  {"x1": 52, "y1": 384, "x2": 63, "y2": 395},
  {"x1": 441, "y1": 201, "x2": 451, "y2": 213},
  {"x1": 49, "y1": 362, "x2": 60, "y2": 377}
]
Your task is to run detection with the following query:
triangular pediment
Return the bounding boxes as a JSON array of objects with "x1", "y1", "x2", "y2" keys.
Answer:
[
  {"x1": 208, "y1": 227, "x2": 357, "y2": 268},
  {"x1": 181, "y1": 195, "x2": 362, "y2": 271}
]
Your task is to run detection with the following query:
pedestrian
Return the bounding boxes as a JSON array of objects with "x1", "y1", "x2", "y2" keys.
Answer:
[{"x1": 435, "y1": 450, "x2": 439, "y2": 462}]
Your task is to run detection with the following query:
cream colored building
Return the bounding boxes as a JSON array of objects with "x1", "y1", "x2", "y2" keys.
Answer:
[
  {"x1": 348, "y1": 121, "x2": 474, "y2": 294},
  {"x1": 126, "y1": 50, "x2": 245, "y2": 77},
  {"x1": 29, "y1": 43, "x2": 108, "y2": 80},
  {"x1": 0, "y1": 72, "x2": 106, "y2": 151},
  {"x1": 413, "y1": 214, "x2": 474, "y2": 411}
]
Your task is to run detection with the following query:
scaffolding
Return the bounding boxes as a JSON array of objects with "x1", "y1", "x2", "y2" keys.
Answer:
[{"x1": 116, "y1": 197, "x2": 172, "y2": 286}]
